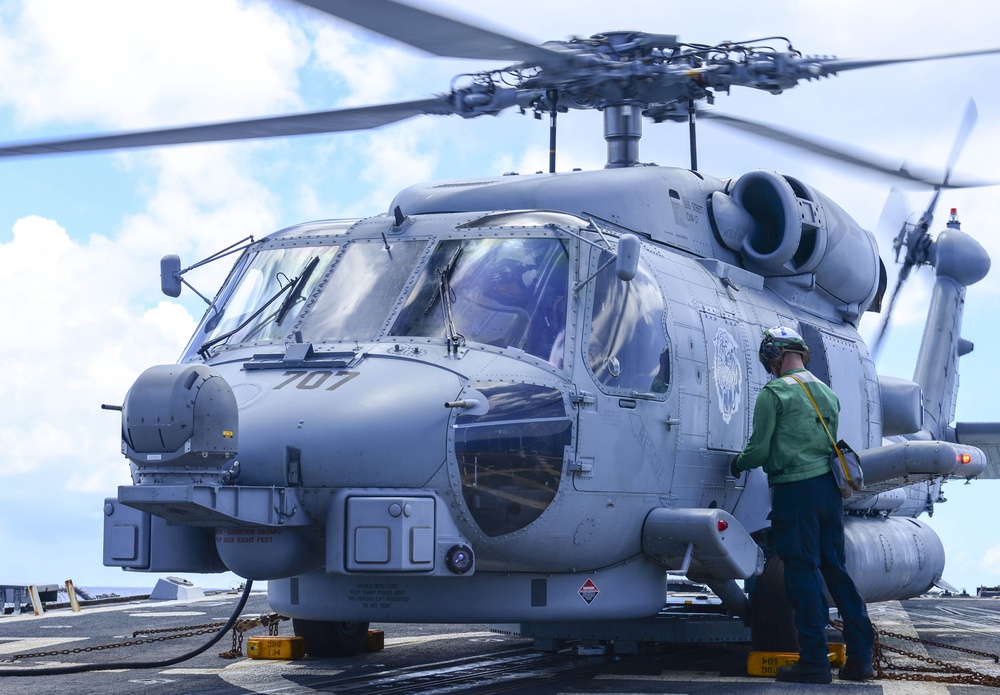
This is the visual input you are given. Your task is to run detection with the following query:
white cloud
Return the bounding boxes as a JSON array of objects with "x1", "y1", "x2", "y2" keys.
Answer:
[
  {"x1": 310, "y1": 24, "x2": 425, "y2": 108},
  {"x1": 0, "y1": 216, "x2": 177, "y2": 489},
  {"x1": 981, "y1": 544, "x2": 1000, "y2": 575},
  {"x1": 0, "y1": 0, "x2": 308, "y2": 130},
  {"x1": 0, "y1": 140, "x2": 283, "y2": 497},
  {"x1": 359, "y1": 121, "x2": 439, "y2": 210},
  {"x1": 117, "y1": 146, "x2": 282, "y2": 256}
]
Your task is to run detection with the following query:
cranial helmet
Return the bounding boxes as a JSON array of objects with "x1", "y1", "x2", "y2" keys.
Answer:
[
  {"x1": 488, "y1": 257, "x2": 527, "y2": 286},
  {"x1": 483, "y1": 257, "x2": 531, "y2": 306},
  {"x1": 758, "y1": 325, "x2": 810, "y2": 369}
]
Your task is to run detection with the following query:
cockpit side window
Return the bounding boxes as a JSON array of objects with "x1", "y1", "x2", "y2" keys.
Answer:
[
  {"x1": 586, "y1": 249, "x2": 670, "y2": 395},
  {"x1": 184, "y1": 244, "x2": 336, "y2": 358},
  {"x1": 389, "y1": 237, "x2": 570, "y2": 365}
]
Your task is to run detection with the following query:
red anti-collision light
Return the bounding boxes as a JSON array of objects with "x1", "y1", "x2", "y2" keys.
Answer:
[
  {"x1": 958, "y1": 453, "x2": 973, "y2": 464},
  {"x1": 717, "y1": 519, "x2": 729, "y2": 532}
]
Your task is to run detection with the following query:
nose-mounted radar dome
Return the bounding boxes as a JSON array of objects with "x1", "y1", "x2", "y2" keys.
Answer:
[{"x1": 121, "y1": 364, "x2": 238, "y2": 484}]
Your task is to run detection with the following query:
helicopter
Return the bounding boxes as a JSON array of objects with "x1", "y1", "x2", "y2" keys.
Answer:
[{"x1": 4, "y1": 0, "x2": 1000, "y2": 657}]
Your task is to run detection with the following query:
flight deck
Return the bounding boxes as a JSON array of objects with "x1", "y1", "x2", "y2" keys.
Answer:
[{"x1": 2, "y1": 589, "x2": 1000, "y2": 694}]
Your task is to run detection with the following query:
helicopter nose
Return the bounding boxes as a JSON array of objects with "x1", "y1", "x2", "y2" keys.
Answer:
[{"x1": 235, "y1": 355, "x2": 465, "y2": 489}]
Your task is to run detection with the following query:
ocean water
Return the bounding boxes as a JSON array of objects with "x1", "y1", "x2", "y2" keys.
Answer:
[
  {"x1": 76, "y1": 586, "x2": 153, "y2": 599},
  {"x1": 2, "y1": 584, "x2": 238, "y2": 607},
  {"x1": 79, "y1": 585, "x2": 235, "y2": 599}
]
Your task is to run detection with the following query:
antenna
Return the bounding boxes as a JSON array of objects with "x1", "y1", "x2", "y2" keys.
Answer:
[{"x1": 547, "y1": 89, "x2": 559, "y2": 173}]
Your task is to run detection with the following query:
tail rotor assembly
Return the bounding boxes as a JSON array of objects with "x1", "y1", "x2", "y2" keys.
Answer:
[{"x1": 869, "y1": 99, "x2": 979, "y2": 359}]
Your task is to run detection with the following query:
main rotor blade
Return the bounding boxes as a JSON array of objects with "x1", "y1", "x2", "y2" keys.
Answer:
[
  {"x1": 0, "y1": 97, "x2": 453, "y2": 159},
  {"x1": 815, "y1": 46, "x2": 1000, "y2": 75},
  {"x1": 942, "y1": 97, "x2": 978, "y2": 187},
  {"x1": 294, "y1": 0, "x2": 567, "y2": 65},
  {"x1": 699, "y1": 111, "x2": 992, "y2": 188}
]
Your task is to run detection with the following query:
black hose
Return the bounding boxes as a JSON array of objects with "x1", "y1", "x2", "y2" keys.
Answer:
[{"x1": 0, "y1": 580, "x2": 254, "y2": 677}]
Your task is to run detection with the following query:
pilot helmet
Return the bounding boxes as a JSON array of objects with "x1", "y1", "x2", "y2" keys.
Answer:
[
  {"x1": 486, "y1": 257, "x2": 530, "y2": 306},
  {"x1": 758, "y1": 325, "x2": 810, "y2": 369}
]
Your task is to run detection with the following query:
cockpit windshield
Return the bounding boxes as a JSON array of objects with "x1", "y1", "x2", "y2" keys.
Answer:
[
  {"x1": 183, "y1": 232, "x2": 571, "y2": 365},
  {"x1": 389, "y1": 237, "x2": 569, "y2": 365},
  {"x1": 185, "y1": 244, "x2": 338, "y2": 358},
  {"x1": 300, "y1": 239, "x2": 428, "y2": 343}
]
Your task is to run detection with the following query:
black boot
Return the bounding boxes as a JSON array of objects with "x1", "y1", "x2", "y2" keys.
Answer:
[
  {"x1": 838, "y1": 658, "x2": 875, "y2": 681},
  {"x1": 775, "y1": 660, "x2": 833, "y2": 684}
]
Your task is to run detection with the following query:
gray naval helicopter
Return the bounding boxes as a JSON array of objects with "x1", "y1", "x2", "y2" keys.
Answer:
[{"x1": 5, "y1": 0, "x2": 1000, "y2": 656}]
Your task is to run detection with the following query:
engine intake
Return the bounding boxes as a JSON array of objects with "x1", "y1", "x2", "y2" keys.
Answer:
[{"x1": 710, "y1": 170, "x2": 881, "y2": 316}]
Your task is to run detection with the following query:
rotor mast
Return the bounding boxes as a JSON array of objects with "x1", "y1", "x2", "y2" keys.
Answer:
[{"x1": 603, "y1": 104, "x2": 644, "y2": 168}]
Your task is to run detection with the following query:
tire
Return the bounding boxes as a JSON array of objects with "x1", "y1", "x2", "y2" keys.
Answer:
[
  {"x1": 292, "y1": 618, "x2": 370, "y2": 657},
  {"x1": 749, "y1": 556, "x2": 799, "y2": 653}
]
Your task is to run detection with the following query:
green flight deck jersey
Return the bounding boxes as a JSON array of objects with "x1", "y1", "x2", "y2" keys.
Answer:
[{"x1": 734, "y1": 368, "x2": 839, "y2": 486}]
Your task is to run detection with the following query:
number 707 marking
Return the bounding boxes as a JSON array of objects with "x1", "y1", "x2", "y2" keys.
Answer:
[{"x1": 273, "y1": 370, "x2": 360, "y2": 391}]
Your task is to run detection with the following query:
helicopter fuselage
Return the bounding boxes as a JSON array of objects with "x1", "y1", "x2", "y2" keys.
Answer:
[{"x1": 104, "y1": 165, "x2": 974, "y2": 625}]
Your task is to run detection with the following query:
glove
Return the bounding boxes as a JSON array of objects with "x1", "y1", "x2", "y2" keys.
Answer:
[{"x1": 730, "y1": 454, "x2": 741, "y2": 479}]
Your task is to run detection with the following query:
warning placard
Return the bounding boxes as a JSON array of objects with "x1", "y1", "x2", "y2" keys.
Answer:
[{"x1": 579, "y1": 578, "x2": 599, "y2": 605}]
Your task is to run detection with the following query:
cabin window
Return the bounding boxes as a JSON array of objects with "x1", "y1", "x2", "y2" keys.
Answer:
[
  {"x1": 390, "y1": 237, "x2": 569, "y2": 365},
  {"x1": 454, "y1": 382, "x2": 571, "y2": 537},
  {"x1": 586, "y1": 250, "x2": 669, "y2": 395}
]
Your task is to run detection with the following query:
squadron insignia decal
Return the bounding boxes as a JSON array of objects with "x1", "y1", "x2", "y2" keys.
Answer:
[{"x1": 713, "y1": 328, "x2": 742, "y2": 424}]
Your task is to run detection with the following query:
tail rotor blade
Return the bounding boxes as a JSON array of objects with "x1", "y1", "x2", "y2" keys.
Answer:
[
  {"x1": 943, "y1": 98, "x2": 978, "y2": 186},
  {"x1": 870, "y1": 272, "x2": 906, "y2": 359},
  {"x1": 875, "y1": 186, "x2": 911, "y2": 262},
  {"x1": 919, "y1": 98, "x2": 978, "y2": 225}
]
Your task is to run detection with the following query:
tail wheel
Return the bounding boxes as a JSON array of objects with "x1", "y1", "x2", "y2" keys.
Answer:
[
  {"x1": 749, "y1": 556, "x2": 799, "y2": 653},
  {"x1": 292, "y1": 618, "x2": 370, "y2": 657}
]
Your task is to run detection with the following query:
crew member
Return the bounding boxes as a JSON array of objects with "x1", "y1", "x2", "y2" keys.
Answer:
[{"x1": 732, "y1": 326, "x2": 875, "y2": 684}]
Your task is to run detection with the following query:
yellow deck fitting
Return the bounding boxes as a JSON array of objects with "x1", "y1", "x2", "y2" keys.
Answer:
[
  {"x1": 247, "y1": 635, "x2": 306, "y2": 660},
  {"x1": 747, "y1": 643, "x2": 846, "y2": 677},
  {"x1": 366, "y1": 629, "x2": 385, "y2": 652}
]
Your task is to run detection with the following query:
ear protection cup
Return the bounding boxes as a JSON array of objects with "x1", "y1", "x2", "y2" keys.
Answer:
[
  {"x1": 758, "y1": 326, "x2": 810, "y2": 370},
  {"x1": 758, "y1": 335, "x2": 783, "y2": 367}
]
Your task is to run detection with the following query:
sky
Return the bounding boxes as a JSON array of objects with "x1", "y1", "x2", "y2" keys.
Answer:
[{"x1": 0, "y1": 0, "x2": 998, "y2": 596}]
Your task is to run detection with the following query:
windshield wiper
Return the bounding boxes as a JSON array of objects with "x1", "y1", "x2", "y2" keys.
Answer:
[
  {"x1": 197, "y1": 256, "x2": 320, "y2": 359},
  {"x1": 423, "y1": 247, "x2": 463, "y2": 317},
  {"x1": 437, "y1": 267, "x2": 465, "y2": 354},
  {"x1": 421, "y1": 247, "x2": 465, "y2": 353},
  {"x1": 275, "y1": 256, "x2": 320, "y2": 325}
]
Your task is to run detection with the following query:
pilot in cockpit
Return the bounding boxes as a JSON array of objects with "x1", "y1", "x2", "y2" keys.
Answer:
[
  {"x1": 453, "y1": 255, "x2": 541, "y2": 351},
  {"x1": 484, "y1": 257, "x2": 533, "y2": 308}
]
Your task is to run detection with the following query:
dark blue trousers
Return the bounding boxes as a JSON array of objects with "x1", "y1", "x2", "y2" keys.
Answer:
[{"x1": 770, "y1": 472, "x2": 875, "y2": 666}]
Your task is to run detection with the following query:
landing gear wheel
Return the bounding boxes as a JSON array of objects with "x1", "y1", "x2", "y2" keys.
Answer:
[
  {"x1": 292, "y1": 618, "x2": 370, "y2": 657},
  {"x1": 750, "y1": 556, "x2": 799, "y2": 653}
]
